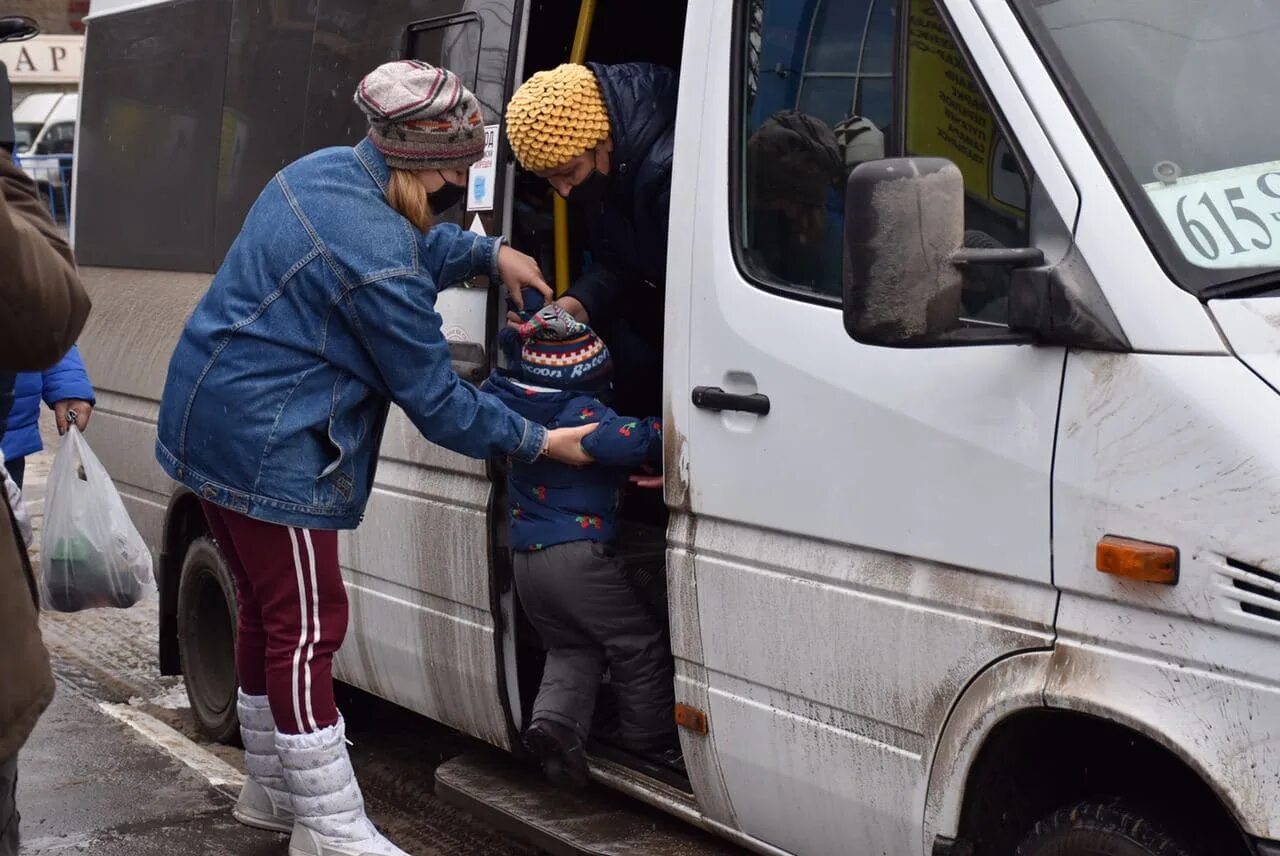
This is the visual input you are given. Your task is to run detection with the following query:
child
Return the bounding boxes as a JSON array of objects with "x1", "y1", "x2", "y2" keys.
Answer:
[{"x1": 482, "y1": 301, "x2": 676, "y2": 786}]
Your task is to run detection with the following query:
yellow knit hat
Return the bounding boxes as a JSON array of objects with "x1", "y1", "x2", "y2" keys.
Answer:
[{"x1": 506, "y1": 64, "x2": 611, "y2": 171}]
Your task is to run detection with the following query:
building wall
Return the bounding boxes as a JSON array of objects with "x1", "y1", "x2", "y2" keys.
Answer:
[
  {"x1": 1, "y1": 2, "x2": 86, "y2": 104},
  {"x1": 0, "y1": 0, "x2": 88, "y2": 35}
]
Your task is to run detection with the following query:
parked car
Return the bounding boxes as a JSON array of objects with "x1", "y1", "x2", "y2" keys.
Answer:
[{"x1": 15, "y1": 91, "x2": 76, "y2": 217}]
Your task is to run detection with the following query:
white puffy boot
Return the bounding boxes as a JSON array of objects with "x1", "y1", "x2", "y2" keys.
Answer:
[
  {"x1": 276, "y1": 716, "x2": 410, "y2": 856},
  {"x1": 234, "y1": 691, "x2": 294, "y2": 833}
]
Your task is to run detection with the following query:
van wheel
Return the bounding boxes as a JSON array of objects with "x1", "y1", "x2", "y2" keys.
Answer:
[
  {"x1": 177, "y1": 536, "x2": 241, "y2": 745},
  {"x1": 1015, "y1": 800, "x2": 1195, "y2": 856}
]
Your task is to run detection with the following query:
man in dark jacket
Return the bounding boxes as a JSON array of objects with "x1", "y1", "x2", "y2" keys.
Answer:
[
  {"x1": 0, "y1": 134, "x2": 91, "y2": 855},
  {"x1": 505, "y1": 62, "x2": 676, "y2": 414}
]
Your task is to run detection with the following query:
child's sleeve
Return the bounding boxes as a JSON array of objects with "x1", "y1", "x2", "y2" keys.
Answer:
[{"x1": 580, "y1": 406, "x2": 664, "y2": 469}]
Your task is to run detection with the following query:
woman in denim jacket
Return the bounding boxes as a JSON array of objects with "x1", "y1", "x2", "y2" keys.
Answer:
[{"x1": 155, "y1": 61, "x2": 594, "y2": 856}]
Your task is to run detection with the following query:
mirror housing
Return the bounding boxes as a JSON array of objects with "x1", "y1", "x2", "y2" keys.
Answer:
[
  {"x1": 1008, "y1": 249, "x2": 1129, "y2": 351},
  {"x1": 843, "y1": 158, "x2": 964, "y2": 345},
  {"x1": 843, "y1": 156, "x2": 1129, "y2": 351}
]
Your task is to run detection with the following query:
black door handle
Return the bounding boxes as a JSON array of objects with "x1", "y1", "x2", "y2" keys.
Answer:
[{"x1": 692, "y1": 386, "x2": 770, "y2": 415}]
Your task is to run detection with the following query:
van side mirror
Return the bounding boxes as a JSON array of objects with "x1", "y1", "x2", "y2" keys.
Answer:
[
  {"x1": 842, "y1": 158, "x2": 965, "y2": 345},
  {"x1": 842, "y1": 156, "x2": 1128, "y2": 351}
]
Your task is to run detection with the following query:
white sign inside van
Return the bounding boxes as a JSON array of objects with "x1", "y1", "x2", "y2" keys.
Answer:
[{"x1": 468, "y1": 125, "x2": 498, "y2": 212}]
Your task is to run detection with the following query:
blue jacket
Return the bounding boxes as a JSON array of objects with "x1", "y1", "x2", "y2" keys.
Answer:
[
  {"x1": 156, "y1": 139, "x2": 547, "y2": 530},
  {"x1": 567, "y1": 63, "x2": 677, "y2": 338},
  {"x1": 1, "y1": 346, "x2": 94, "y2": 460},
  {"x1": 480, "y1": 370, "x2": 662, "y2": 552}
]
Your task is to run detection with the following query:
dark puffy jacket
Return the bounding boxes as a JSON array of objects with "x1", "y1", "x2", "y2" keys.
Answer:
[
  {"x1": 566, "y1": 63, "x2": 677, "y2": 340},
  {"x1": 481, "y1": 370, "x2": 662, "y2": 552}
]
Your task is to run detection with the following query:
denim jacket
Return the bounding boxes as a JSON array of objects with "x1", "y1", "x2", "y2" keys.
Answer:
[{"x1": 156, "y1": 138, "x2": 546, "y2": 529}]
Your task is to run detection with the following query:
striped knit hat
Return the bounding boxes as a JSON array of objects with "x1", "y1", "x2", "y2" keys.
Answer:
[
  {"x1": 354, "y1": 60, "x2": 485, "y2": 171},
  {"x1": 514, "y1": 305, "x2": 613, "y2": 392}
]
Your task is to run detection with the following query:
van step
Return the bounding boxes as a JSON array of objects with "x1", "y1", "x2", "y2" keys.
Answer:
[{"x1": 434, "y1": 750, "x2": 739, "y2": 856}]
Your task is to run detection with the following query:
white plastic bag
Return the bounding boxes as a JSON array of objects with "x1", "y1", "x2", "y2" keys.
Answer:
[
  {"x1": 40, "y1": 426, "x2": 155, "y2": 612},
  {"x1": 2, "y1": 454, "x2": 32, "y2": 548}
]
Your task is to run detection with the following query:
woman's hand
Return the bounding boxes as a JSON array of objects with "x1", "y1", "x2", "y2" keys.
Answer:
[
  {"x1": 506, "y1": 295, "x2": 589, "y2": 329},
  {"x1": 542, "y1": 423, "x2": 597, "y2": 466},
  {"x1": 54, "y1": 398, "x2": 93, "y2": 435},
  {"x1": 496, "y1": 245, "x2": 553, "y2": 309}
]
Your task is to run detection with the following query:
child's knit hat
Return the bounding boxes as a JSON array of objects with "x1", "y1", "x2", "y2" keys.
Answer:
[{"x1": 513, "y1": 304, "x2": 613, "y2": 391}]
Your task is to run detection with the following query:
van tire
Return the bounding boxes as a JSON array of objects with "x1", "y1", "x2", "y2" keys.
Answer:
[
  {"x1": 1015, "y1": 800, "x2": 1194, "y2": 856},
  {"x1": 177, "y1": 536, "x2": 241, "y2": 745}
]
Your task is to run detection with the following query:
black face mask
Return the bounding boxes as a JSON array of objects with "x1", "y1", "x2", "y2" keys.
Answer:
[
  {"x1": 429, "y1": 181, "x2": 466, "y2": 214},
  {"x1": 568, "y1": 168, "x2": 610, "y2": 208}
]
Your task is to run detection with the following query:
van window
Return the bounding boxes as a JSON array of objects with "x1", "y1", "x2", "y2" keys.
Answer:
[
  {"x1": 405, "y1": 13, "x2": 483, "y2": 225},
  {"x1": 406, "y1": 14, "x2": 481, "y2": 93},
  {"x1": 75, "y1": 1, "x2": 232, "y2": 271},
  {"x1": 1015, "y1": 0, "x2": 1280, "y2": 295},
  {"x1": 35, "y1": 122, "x2": 75, "y2": 155},
  {"x1": 736, "y1": 0, "x2": 1030, "y2": 328},
  {"x1": 14, "y1": 123, "x2": 39, "y2": 153}
]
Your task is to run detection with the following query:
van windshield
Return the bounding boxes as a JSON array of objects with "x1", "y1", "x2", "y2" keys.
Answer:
[
  {"x1": 1017, "y1": 0, "x2": 1280, "y2": 294},
  {"x1": 14, "y1": 123, "x2": 39, "y2": 153}
]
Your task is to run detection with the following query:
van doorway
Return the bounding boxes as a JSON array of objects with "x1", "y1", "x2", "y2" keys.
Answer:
[{"x1": 500, "y1": 0, "x2": 689, "y2": 792}]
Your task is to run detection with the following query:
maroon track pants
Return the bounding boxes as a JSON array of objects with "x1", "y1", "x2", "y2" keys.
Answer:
[{"x1": 200, "y1": 501, "x2": 346, "y2": 734}]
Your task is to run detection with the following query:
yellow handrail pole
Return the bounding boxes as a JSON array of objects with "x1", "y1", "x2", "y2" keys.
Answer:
[{"x1": 553, "y1": 0, "x2": 598, "y2": 296}]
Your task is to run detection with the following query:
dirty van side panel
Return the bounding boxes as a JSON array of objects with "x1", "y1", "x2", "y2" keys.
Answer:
[
  {"x1": 1051, "y1": 351, "x2": 1280, "y2": 840},
  {"x1": 76, "y1": 269, "x2": 211, "y2": 556},
  {"x1": 74, "y1": 0, "x2": 232, "y2": 554}
]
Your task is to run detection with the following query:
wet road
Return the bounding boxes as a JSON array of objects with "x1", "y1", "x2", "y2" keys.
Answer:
[
  {"x1": 14, "y1": 419, "x2": 545, "y2": 856},
  {"x1": 18, "y1": 688, "x2": 285, "y2": 855}
]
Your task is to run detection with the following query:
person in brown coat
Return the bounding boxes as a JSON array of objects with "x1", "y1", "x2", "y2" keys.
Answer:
[{"x1": 0, "y1": 140, "x2": 91, "y2": 855}]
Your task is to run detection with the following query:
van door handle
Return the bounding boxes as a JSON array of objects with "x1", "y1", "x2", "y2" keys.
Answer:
[{"x1": 692, "y1": 386, "x2": 771, "y2": 416}]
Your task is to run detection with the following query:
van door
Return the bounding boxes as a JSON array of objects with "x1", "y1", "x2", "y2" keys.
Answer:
[
  {"x1": 675, "y1": 1, "x2": 1068, "y2": 852},
  {"x1": 326, "y1": 3, "x2": 518, "y2": 749}
]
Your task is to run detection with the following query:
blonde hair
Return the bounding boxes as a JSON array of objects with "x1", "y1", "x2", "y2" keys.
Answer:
[{"x1": 386, "y1": 168, "x2": 433, "y2": 233}]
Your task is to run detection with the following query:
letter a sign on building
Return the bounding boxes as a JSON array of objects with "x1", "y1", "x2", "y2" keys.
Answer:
[{"x1": 0, "y1": 35, "x2": 85, "y2": 84}]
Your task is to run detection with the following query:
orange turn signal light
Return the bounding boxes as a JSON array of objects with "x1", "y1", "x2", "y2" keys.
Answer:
[
  {"x1": 1096, "y1": 535, "x2": 1179, "y2": 585},
  {"x1": 675, "y1": 703, "x2": 708, "y2": 735}
]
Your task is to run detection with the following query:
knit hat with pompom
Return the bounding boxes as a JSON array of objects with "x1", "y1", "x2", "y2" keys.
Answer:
[{"x1": 512, "y1": 304, "x2": 613, "y2": 392}]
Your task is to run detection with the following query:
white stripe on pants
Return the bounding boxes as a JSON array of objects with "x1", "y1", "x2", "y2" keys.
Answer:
[{"x1": 287, "y1": 528, "x2": 320, "y2": 733}]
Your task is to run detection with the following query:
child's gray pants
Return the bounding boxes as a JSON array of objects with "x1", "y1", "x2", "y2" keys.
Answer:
[{"x1": 513, "y1": 540, "x2": 674, "y2": 751}]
